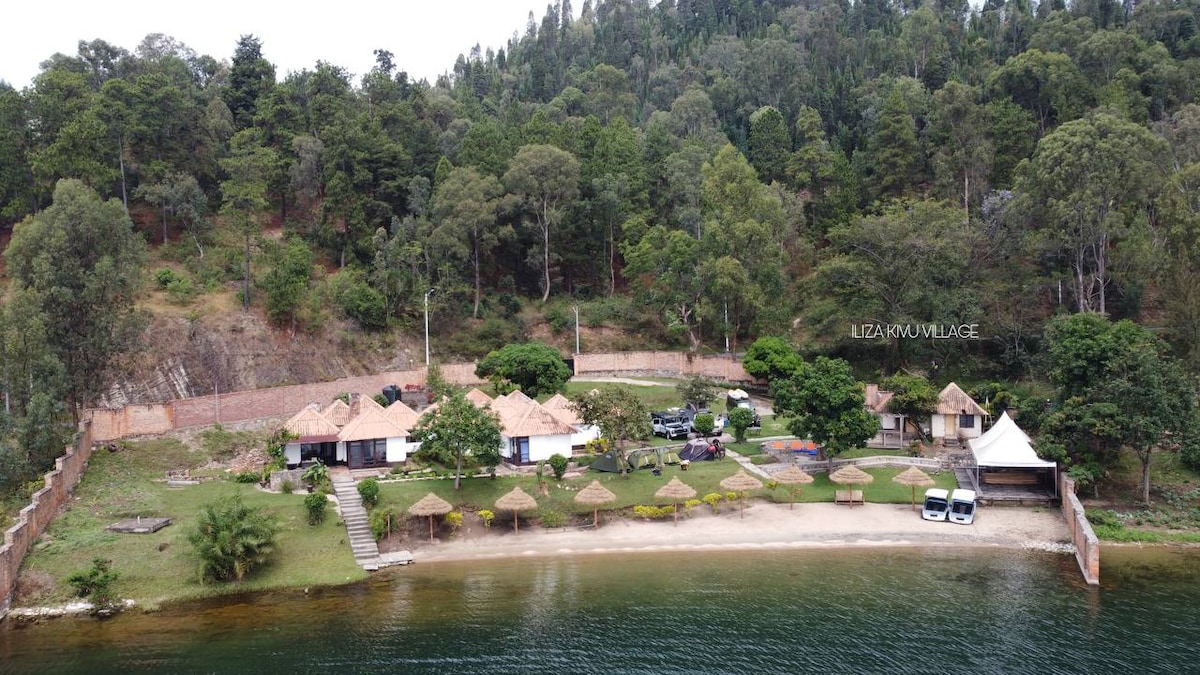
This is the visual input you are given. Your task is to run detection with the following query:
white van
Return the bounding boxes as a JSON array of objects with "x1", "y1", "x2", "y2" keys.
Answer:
[
  {"x1": 949, "y1": 489, "x2": 977, "y2": 525},
  {"x1": 921, "y1": 488, "x2": 950, "y2": 521}
]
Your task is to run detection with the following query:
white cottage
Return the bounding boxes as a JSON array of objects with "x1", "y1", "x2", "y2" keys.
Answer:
[
  {"x1": 541, "y1": 393, "x2": 601, "y2": 449},
  {"x1": 337, "y1": 407, "x2": 407, "y2": 469},
  {"x1": 281, "y1": 405, "x2": 341, "y2": 468},
  {"x1": 931, "y1": 382, "x2": 988, "y2": 441}
]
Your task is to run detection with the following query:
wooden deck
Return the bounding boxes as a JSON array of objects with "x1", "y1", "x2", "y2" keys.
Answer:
[{"x1": 954, "y1": 467, "x2": 1057, "y2": 505}]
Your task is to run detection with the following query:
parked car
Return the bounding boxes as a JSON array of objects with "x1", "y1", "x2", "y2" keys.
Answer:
[
  {"x1": 651, "y1": 415, "x2": 690, "y2": 440},
  {"x1": 921, "y1": 488, "x2": 950, "y2": 522},
  {"x1": 949, "y1": 489, "x2": 977, "y2": 525}
]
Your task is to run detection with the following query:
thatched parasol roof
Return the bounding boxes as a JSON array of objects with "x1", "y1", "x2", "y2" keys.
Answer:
[
  {"x1": 495, "y1": 486, "x2": 538, "y2": 512},
  {"x1": 575, "y1": 480, "x2": 617, "y2": 528},
  {"x1": 409, "y1": 492, "x2": 453, "y2": 542},
  {"x1": 655, "y1": 477, "x2": 697, "y2": 526},
  {"x1": 830, "y1": 464, "x2": 874, "y2": 509},
  {"x1": 576, "y1": 480, "x2": 617, "y2": 506},
  {"x1": 772, "y1": 465, "x2": 814, "y2": 510},
  {"x1": 720, "y1": 470, "x2": 763, "y2": 519},
  {"x1": 720, "y1": 469, "x2": 764, "y2": 492},
  {"x1": 892, "y1": 466, "x2": 936, "y2": 511},
  {"x1": 892, "y1": 466, "x2": 935, "y2": 487},
  {"x1": 409, "y1": 492, "x2": 453, "y2": 517},
  {"x1": 655, "y1": 477, "x2": 698, "y2": 501},
  {"x1": 495, "y1": 486, "x2": 538, "y2": 535},
  {"x1": 830, "y1": 464, "x2": 875, "y2": 485}
]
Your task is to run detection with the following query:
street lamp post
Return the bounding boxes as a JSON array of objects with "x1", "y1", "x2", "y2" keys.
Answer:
[
  {"x1": 424, "y1": 288, "x2": 436, "y2": 366},
  {"x1": 572, "y1": 304, "x2": 580, "y2": 355}
]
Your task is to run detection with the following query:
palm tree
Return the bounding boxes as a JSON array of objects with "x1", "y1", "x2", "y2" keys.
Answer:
[{"x1": 188, "y1": 494, "x2": 280, "y2": 582}]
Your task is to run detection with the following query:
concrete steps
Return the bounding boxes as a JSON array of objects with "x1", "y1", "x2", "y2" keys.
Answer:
[{"x1": 331, "y1": 477, "x2": 382, "y2": 569}]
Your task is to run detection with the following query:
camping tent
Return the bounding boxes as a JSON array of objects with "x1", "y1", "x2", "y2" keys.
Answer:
[
  {"x1": 678, "y1": 438, "x2": 720, "y2": 462},
  {"x1": 968, "y1": 412, "x2": 1057, "y2": 496}
]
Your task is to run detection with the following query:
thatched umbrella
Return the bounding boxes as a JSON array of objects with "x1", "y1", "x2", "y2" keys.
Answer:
[
  {"x1": 772, "y1": 465, "x2": 814, "y2": 510},
  {"x1": 829, "y1": 465, "x2": 874, "y2": 508},
  {"x1": 720, "y1": 469, "x2": 764, "y2": 519},
  {"x1": 408, "y1": 492, "x2": 453, "y2": 542},
  {"x1": 495, "y1": 486, "x2": 538, "y2": 534},
  {"x1": 655, "y1": 477, "x2": 697, "y2": 526},
  {"x1": 892, "y1": 466, "x2": 936, "y2": 511},
  {"x1": 575, "y1": 480, "x2": 617, "y2": 528}
]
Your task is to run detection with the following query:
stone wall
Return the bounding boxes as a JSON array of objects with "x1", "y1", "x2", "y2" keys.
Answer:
[
  {"x1": 1, "y1": 422, "x2": 95, "y2": 616},
  {"x1": 1060, "y1": 473, "x2": 1100, "y2": 585}
]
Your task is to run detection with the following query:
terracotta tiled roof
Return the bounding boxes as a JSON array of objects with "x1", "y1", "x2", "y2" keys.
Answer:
[
  {"x1": 503, "y1": 389, "x2": 537, "y2": 409},
  {"x1": 338, "y1": 407, "x2": 405, "y2": 442},
  {"x1": 282, "y1": 405, "x2": 340, "y2": 440},
  {"x1": 464, "y1": 388, "x2": 493, "y2": 407},
  {"x1": 542, "y1": 393, "x2": 582, "y2": 425},
  {"x1": 322, "y1": 399, "x2": 352, "y2": 426},
  {"x1": 936, "y1": 382, "x2": 988, "y2": 416},
  {"x1": 863, "y1": 384, "x2": 894, "y2": 414},
  {"x1": 385, "y1": 400, "x2": 421, "y2": 434}
]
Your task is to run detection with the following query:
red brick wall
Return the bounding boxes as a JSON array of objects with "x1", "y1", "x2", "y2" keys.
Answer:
[
  {"x1": 85, "y1": 353, "x2": 755, "y2": 441},
  {"x1": 1, "y1": 422, "x2": 94, "y2": 616},
  {"x1": 1060, "y1": 474, "x2": 1100, "y2": 585}
]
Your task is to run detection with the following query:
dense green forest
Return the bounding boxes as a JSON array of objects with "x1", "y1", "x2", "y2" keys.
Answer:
[{"x1": 2, "y1": 0, "x2": 1200, "y2": 495}]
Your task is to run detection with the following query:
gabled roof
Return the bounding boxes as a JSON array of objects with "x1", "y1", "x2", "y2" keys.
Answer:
[
  {"x1": 936, "y1": 382, "x2": 988, "y2": 416},
  {"x1": 499, "y1": 402, "x2": 576, "y2": 437},
  {"x1": 542, "y1": 393, "x2": 582, "y2": 425},
  {"x1": 863, "y1": 384, "x2": 894, "y2": 414},
  {"x1": 322, "y1": 398, "x2": 352, "y2": 426},
  {"x1": 385, "y1": 400, "x2": 421, "y2": 434},
  {"x1": 350, "y1": 393, "x2": 385, "y2": 415},
  {"x1": 464, "y1": 388, "x2": 493, "y2": 407},
  {"x1": 338, "y1": 407, "x2": 405, "y2": 442},
  {"x1": 282, "y1": 405, "x2": 340, "y2": 441},
  {"x1": 502, "y1": 389, "x2": 537, "y2": 410},
  {"x1": 969, "y1": 412, "x2": 1054, "y2": 468}
]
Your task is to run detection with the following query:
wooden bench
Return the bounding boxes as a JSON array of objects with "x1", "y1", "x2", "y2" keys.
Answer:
[
  {"x1": 834, "y1": 490, "x2": 864, "y2": 505},
  {"x1": 983, "y1": 472, "x2": 1040, "y2": 486}
]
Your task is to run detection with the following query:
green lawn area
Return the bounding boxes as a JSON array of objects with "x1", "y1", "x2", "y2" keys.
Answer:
[
  {"x1": 17, "y1": 436, "x2": 365, "y2": 609},
  {"x1": 376, "y1": 460, "x2": 959, "y2": 519}
]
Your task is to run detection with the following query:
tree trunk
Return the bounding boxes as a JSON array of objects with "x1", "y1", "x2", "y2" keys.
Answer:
[
  {"x1": 473, "y1": 235, "x2": 481, "y2": 319},
  {"x1": 243, "y1": 234, "x2": 251, "y2": 313},
  {"x1": 162, "y1": 205, "x2": 169, "y2": 246},
  {"x1": 455, "y1": 449, "x2": 463, "y2": 491},
  {"x1": 1141, "y1": 452, "x2": 1152, "y2": 507},
  {"x1": 541, "y1": 209, "x2": 551, "y2": 303}
]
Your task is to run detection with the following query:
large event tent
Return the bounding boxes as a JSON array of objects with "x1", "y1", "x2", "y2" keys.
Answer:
[{"x1": 968, "y1": 412, "x2": 1057, "y2": 497}]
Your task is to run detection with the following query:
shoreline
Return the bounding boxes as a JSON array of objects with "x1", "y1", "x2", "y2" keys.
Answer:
[{"x1": 405, "y1": 501, "x2": 1077, "y2": 565}]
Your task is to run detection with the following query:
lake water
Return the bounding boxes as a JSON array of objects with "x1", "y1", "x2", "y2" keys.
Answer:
[{"x1": 2, "y1": 546, "x2": 1199, "y2": 674}]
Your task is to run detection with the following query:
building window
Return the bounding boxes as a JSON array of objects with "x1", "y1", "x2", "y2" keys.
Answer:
[{"x1": 959, "y1": 414, "x2": 975, "y2": 429}]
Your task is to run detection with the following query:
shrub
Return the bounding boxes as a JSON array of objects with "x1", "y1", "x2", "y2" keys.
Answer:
[
  {"x1": 67, "y1": 558, "x2": 120, "y2": 614},
  {"x1": 684, "y1": 498, "x2": 703, "y2": 512},
  {"x1": 188, "y1": 495, "x2": 280, "y2": 583},
  {"x1": 155, "y1": 267, "x2": 180, "y2": 289},
  {"x1": 692, "y1": 413, "x2": 715, "y2": 437},
  {"x1": 548, "y1": 453, "x2": 569, "y2": 481},
  {"x1": 446, "y1": 511, "x2": 464, "y2": 533},
  {"x1": 725, "y1": 491, "x2": 738, "y2": 502},
  {"x1": 633, "y1": 505, "x2": 674, "y2": 520},
  {"x1": 357, "y1": 477, "x2": 380, "y2": 508},
  {"x1": 765, "y1": 480, "x2": 779, "y2": 491},
  {"x1": 539, "y1": 508, "x2": 567, "y2": 528},
  {"x1": 301, "y1": 461, "x2": 330, "y2": 491},
  {"x1": 369, "y1": 507, "x2": 404, "y2": 540},
  {"x1": 304, "y1": 493, "x2": 328, "y2": 525},
  {"x1": 703, "y1": 493, "x2": 723, "y2": 514},
  {"x1": 478, "y1": 509, "x2": 495, "y2": 529},
  {"x1": 280, "y1": 480, "x2": 295, "y2": 494},
  {"x1": 234, "y1": 471, "x2": 262, "y2": 484}
]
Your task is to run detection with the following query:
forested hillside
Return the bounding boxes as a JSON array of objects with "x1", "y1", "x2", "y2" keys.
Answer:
[{"x1": 0, "y1": 0, "x2": 1199, "y2": 487}]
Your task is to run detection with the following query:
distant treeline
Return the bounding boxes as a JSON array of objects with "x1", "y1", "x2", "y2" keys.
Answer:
[{"x1": 0, "y1": 0, "x2": 1199, "y2": 378}]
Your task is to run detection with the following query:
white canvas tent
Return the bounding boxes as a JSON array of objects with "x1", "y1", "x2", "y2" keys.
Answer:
[{"x1": 968, "y1": 412, "x2": 1057, "y2": 496}]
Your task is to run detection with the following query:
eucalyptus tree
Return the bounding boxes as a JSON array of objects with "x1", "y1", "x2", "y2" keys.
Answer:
[
  {"x1": 430, "y1": 166, "x2": 506, "y2": 317},
  {"x1": 503, "y1": 143, "x2": 581, "y2": 302}
]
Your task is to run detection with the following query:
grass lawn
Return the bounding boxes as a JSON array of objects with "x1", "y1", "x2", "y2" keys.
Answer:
[
  {"x1": 376, "y1": 460, "x2": 959, "y2": 521},
  {"x1": 17, "y1": 437, "x2": 365, "y2": 609},
  {"x1": 1082, "y1": 449, "x2": 1200, "y2": 542}
]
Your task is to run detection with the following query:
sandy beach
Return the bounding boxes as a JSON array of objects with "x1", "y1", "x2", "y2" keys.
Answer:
[{"x1": 409, "y1": 501, "x2": 1073, "y2": 564}]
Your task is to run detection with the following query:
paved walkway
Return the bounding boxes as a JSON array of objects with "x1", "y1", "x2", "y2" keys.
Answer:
[{"x1": 329, "y1": 471, "x2": 412, "y2": 570}]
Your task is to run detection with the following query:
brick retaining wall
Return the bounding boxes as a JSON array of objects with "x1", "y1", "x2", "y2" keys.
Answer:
[
  {"x1": 1, "y1": 422, "x2": 94, "y2": 617},
  {"x1": 1060, "y1": 474, "x2": 1100, "y2": 585},
  {"x1": 87, "y1": 352, "x2": 758, "y2": 441}
]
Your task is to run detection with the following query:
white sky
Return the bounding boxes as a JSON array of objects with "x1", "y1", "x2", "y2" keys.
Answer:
[{"x1": 2, "y1": 1, "x2": 567, "y2": 89}]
